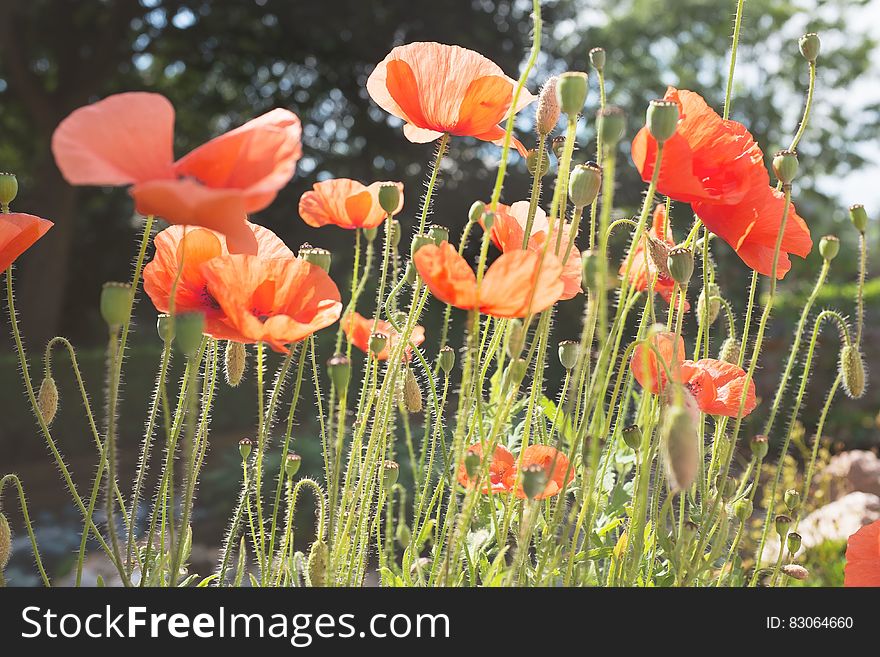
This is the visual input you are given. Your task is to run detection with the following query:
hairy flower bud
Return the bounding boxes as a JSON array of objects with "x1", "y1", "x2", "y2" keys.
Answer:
[
  {"x1": 327, "y1": 353, "x2": 351, "y2": 390},
  {"x1": 696, "y1": 284, "x2": 721, "y2": 327},
  {"x1": 38, "y1": 375, "x2": 59, "y2": 425},
  {"x1": 535, "y1": 76, "x2": 560, "y2": 135},
  {"x1": 100, "y1": 282, "x2": 131, "y2": 328},
  {"x1": 0, "y1": 512, "x2": 11, "y2": 571},
  {"x1": 733, "y1": 498, "x2": 753, "y2": 523},
  {"x1": 772, "y1": 150, "x2": 799, "y2": 185},
  {"x1": 506, "y1": 358, "x2": 528, "y2": 388},
  {"x1": 558, "y1": 340, "x2": 579, "y2": 370},
  {"x1": 0, "y1": 172, "x2": 18, "y2": 208},
  {"x1": 369, "y1": 332, "x2": 388, "y2": 356},
  {"x1": 383, "y1": 460, "x2": 400, "y2": 488},
  {"x1": 557, "y1": 71, "x2": 589, "y2": 116},
  {"x1": 157, "y1": 313, "x2": 174, "y2": 343},
  {"x1": 569, "y1": 162, "x2": 602, "y2": 208},
  {"x1": 839, "y1": 344, "x2": 867, "y2": 399},
  {"x1": 308, "y1": 538, "x2": 329, "y2": 587},
  {"x1": 507, "y1": 319, "x2": 525, "y2": 358},
  {"x1": 299, "y1": 245, "x2": 331, "y2": 272},
  {"x1": 646, "y1": 99, "x2": 680, "y2": 143},
  {"x1": 363, "y1": 226, "x2": 378, "y2": 242},
  {"x1": 526, "y1": 148, "x2": 552, "y2": 177},
  {"x1": 468, "y1": 201, "x2": 486, "y2": 225},
  {"x1": 174, "y1": 312, "x2": 204, "y2": 357},
  {"x1": 403, "y1": 367, "x2": 423, "y2": 413},
  {"x1": 798, "y1": 33, "x2": 820, "y2": 63},
  {"x1": 238, "y1": 437, "x2": 253, "y2": 461},
  {"x1": 782, "y1": 564, "x2": 809, "y2": 581},
  {"x1": 667, "y1": 246, "x2": 694, "y2": 284},
  {"x1": 581, "y1": 249, "x2": 601, "y2": 291},
  {"x1": 622, "y1": 424, "x2": 642, "y2": 451},
  {"x1": 661, "y1": 399, "x2": 699, "y2": 491},
  {"x1": 410, "y1": 233, "x2": 432, "y2": 259},
  {"x1": 751, "y1": 434, "x2": 769, "y2": 460},
  {"x1": 589, "y1": 47, "x2": 606, "y2": 72},
  {"x1": 646, "y1": 235, "x2": 672, "y2": 278},
  {"x1": 597, "y1": 106, "x2": 625, "y2": 147},
  {"x1": 377, "y1": 183, "x2": 401, "y2": 215},
  {"x1": 224, "y1": 341, "x2": 247, "y2": 387},
  {"x1": 849, "y1": 204, "x2": 868, "y2": 233},
  {"x1": 438, "y1": 345, "x2": 455, "y2": 374},
  {"x1": 550, "y1": 135, "x2": 567, "y2": 160},
  {"x1": 819, "y1": 235, "x2": 839, "y2": 261},
  {"x1": 389, "y1": 219, "x2": 402, "y2": 248},
  {"x1": 464, "y1": 449, "x2": 480, "y2": 480},
  {"x1": 521, "y1": 463, "x2": 548, "y2": 500},
  {"x1": 427, "y1": 224, "x2": 449, "y2": 245},
  {"x1": 284, "y1": 452, "x2": 302, "y2": 478},
  {"x1": 404, "y1": 261, "x2": 417, "y2": 285},
  {"x1": 718, "y1": 337, "x2": 741, "y2": 364}
]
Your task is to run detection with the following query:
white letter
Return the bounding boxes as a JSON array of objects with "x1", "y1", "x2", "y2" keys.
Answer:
[
  {"x1": 129, "y1": 606, "x2": 147, "y2": 637},
  {"x1": 21, "y1": 607, "x2": 42, "y2": 638}
]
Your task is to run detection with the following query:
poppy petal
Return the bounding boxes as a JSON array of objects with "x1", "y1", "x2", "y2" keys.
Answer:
[
  {"x1": 480, "y1": 250, "x2": 564, "y2": 318},
  {"x1": 844, "y1": 519, "x2": 880, "y2": 587},
  {"x1": 631, "y1": 332, "x2": 685, "y2": 393},
  {"x1": 0, "y1": 213, "x2": 53, "y2": 272},
  {"x1": 413, "y1": 242, "x2": 479, "y2": 310}
]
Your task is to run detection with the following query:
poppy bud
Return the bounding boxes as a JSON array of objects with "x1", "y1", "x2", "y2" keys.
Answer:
[
  {"x1": 482, "y1": 210, "x2": 496, "y2": 231},
  {"x1": 427, "y1": 224, "x2": 449, "y2": 245},
  {"x1": 772, "y1": 150, "x2": 799, "y2": 185},
  {"x1": 403, "y1": 367, "x2": 423, "y2": 413},
  {"x1": 38, "y1": 375, "x2": 59, "y2": 426},
  {"x1": 389, "y1": 219, "x2": 402, "y2": 248},
  {"x1": 646, "y1": 99, "x2": 680, "y2": 143},
  {"x1": 733, "y1": 498, "x2": 753, "y2": 523},
  {"x1": 589, "y1": 47, "x2": 606, "y2": 72},
  {"x1": 849, "y1": 204, "x2": 868, "y2": 233},
  {"x1": 718, "y1": 337, "x2": 741, "y2": 364},
  {"x1": 839, "y1": 344, "x2": 866, "y2": 399},
  {"x1": 751, "y1": 434, "x2": 769, "y2": 460},
  {"x1": 404, "y1": 261, "x2": 417, "y2": 285},
  {"x1": 0, "y1": 512, "x2": 11, "y2": 571},
  {"x1": 438, "y1": 345, "x2": 455, "y2": 374},
  {"x1": 681, "y1": 520, "x2": 698, "y2": 543},
  {"x1": 468, "y1": 201, "x2": 486, "y2": 225},
  {"x1": 299, "y1": 245, "x2": 332, "y2": 272},
  {"x1": 526, "y1": 148, "x2": 551, "y2": 177},
  {"x1": 363, "y1": 226, "x2": 378, "y2": 242},
  {"x1": 787, "y1": 531, "x2": 802, "y2": 554},
  {"x1": 464, "y1": 449, "x2": 481, "y2": 480},
  {"x1": 782, "y1": 564, "x2": 809, "y2": 581},
  {"x1": 558, "y1": 340, "x2": 579, "y2": 370},
  {"x1": 535, "y1": 76, "x2": 560, "y2": 136},
  {"x1": 550, "y1": 135, "x2": 567, "y2": 160},
  {"x1": 646, "y1": 235, "x2": 672, "y2": 278},
  {"x1": 507, "y1": 319, "x2": 525, "y2": 358},
  {"x1": 157, "y1": 313, "x2": 175, "y2": 343},
  {"x1": 521, "y1": 463, "x2": 548, "y2": 500},
  {"x1": 224, "y1": 341, "x2": 247, "y2": 387},
  {"x1": 284, "y1": 453, "x2": 302, "y2": 478},
  {"x1": 661, "y1": 400, "x2": 698, "y2": 492},
  {"x1": 666, "y1": 246, "x2": 694, "y2": 284},
  {"x1": 622, "y1": 424, "x2": 642, "y2": 451},
  {"x1": 238, "y1": 437, "x2": 253, "y2": 461},
  {"x1": 556, "y1": 71, "x2": 589, "y2": 116},
  {"x1": 378, "y1": 183, "x2": 401, "y2": 215},
  {"x1": 307, "y1": 538, "x2": 329, "y2": 587},
  {"x1": 0, "y1": 172, "x2": 18, "y2": 208},
  {"x1": 569, "y1": 162, "x2": 602, "y2": 208},
  {"x1": 506, "y1": 358, "x2": 528, "y2": 388},
  {"x1": 775, "y1": 514, "x2": 792, "y2": 539},
  {"x1": 369, "y1": 332, "x2": 387, "y2": 356},
  {"x1": 327, "y1": 353, "x2": 351, "y2": 390},
  {"x1": 395, "y1": 522, "x2": 411, "y2": 549},
  {"x1": 383, "y1": 460, "x2": 400, "y2": 488},
  {"x1": 798, "y1": 32, "x2": 820, "y2": 63},
  {"x1": 784, "y1": 488, "x2": 801, "y2": 512},
  {"x1": 411, "y1": 233, "x2": 433, "y2": 258},
  {"x1": 597, "y1": 106, "x2": 626, "y2": 148},
  {"x1": 100, "y1": 282, "x2": 131, "y2": 328},
  {"x1": 720, "y1": 475, "x2": 737, "y2": 501},
  {"x1": 696, "y1": 284, "x2": 721, "y2": 326},
  {"x1": 174, "y1": 312, "x2": 204, "y2": 357},
  {"x1": 581, "y1": 249, "x2": 601, "y2": 291}
]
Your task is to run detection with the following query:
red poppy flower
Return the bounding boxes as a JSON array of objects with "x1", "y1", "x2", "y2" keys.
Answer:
[
  {"x1": 457, "y1": 443, "x2": 516, "y2": 494},
  {"x1": 299, "y1": 179, "x2": 404, "y2": 229},
  {"x1": 0, "y1": 213, "x2": 53, "y2": 272},
  {"x1": 200, "y1": 254, "x2": 341, "y2": 353},
  {"x1": 143, "y1": 222, "x2": 292, "y2": 341},
  {"x1": 52, "y1": 92, "x2": 302, "y2": 254},
  {"x1": 342, "y1": 311, "x2": 425, "y2": 360},
  {"x1": 621, "y1": 205, "x2": 688, "y2": 310},
  {"x1": 413, "y1": 241, "x2": 564, "y2": 319},
  {"x1": 844, "y1": 519, "x2": 880, "y2": 587},
  {"x1": 503, "y1": 444, "x2": 574, "y2": 500},
  {"x1": 484, "y1": 201, "x2": 582, "y2": 300},
  {"x1": 366, "y1": 42, "x2": 536, "y2": 155}
]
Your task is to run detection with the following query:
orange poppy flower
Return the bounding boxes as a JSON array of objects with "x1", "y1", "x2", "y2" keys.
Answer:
[
  {"x1": 299, "y1": 179, "x2": 404, "y2": 229},
  {"x1": 143, "y1": 222, "x2": 292, "y2": 341},
  {"x1": 844, "y1": 519, "x2": 880, "y2": 587},
  {"x1": 484, "y1": 201, "x2": 582, "y2": 300},
  {"x1": 342, "y1": 311, "x2": 425, "y2": 360},
  {"x1": 200, "y1": 254, "x2": 341, "y2": 353},
  {"x1": 52, "y1": 92, "x2": 302, "y2": 254},
  {"x1": 631, "y1": 332, "x2": 685, "y2": 394},
  {"x1": 0, "y1": 213, "x2": 53, "y2": 272},
  {"x1": 366, "y1": 42, "x2": 536, "y2": 155},
  {"x1": 457, "y1": 443, "x2": 516, "y2": 494},
  {"x1": 413, "y1": 241, "x2": 564, "y2": 318},
  {"x1": 503, "y1": 444, "x2": 574, "y2": 500},
  {"x1": 621, "y1": 205, "x2": 688, "y2": 310}
]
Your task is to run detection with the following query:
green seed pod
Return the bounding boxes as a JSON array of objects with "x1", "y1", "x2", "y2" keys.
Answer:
[
  {"x1": 839, "y1": 344, "x2": 867, "y2": 399},
  {"x1": 383, "y1": 460, "x2": 400, "y2": 488},
  {"x1": 224, "y1": 341, "x2": 247, "y2": 387},
  {"x1": 535, "y1": 76, "x2": 560, "y2": 136},
  {"x1": 0, "y1": 512, "x2": 11, "y2": 571},
  {"x1": 733, "y1": 498, "x2": 753, "y2": 523},
  {"x1": 299, "y1": 245, "x2": 332, "y2": 272},
  {"x1": 507, "y1": 319, "x2": 525, "y2": 359},
  {"x1": 569, "y1": 162, "x2": 602, "y2": 208},
  {"x1": 468, "y1": 201, "x2": 486, "y2": 225},
  {"x1": 696, "y1": 284, "x2": 721, "y2": 327},
  {"x1": 100, "y1": 282, "x2": 131, "y2": 328},
  {"x1": 377, "y1": 182, "x2": 401, "y2": 215},
  {"x1": 403, "y1": 367, "x2": 423, "y2": 413},
  {"x1": 363, "y1": 226, "x2": 378, "y2": 242},
  {"x1": 622, "y1": 424, "x2": 642, "y2": 451},
  {"x1": 772, "y1": 150, "x2": 799, "y2": 185},
  {"x1": 787, "y1": 531, "x2": 802, "y2": 555},
  {"x1": 556, "y1": 71, "x2": 589, "y2": 116},
  {"x1": 284, "y1": 453, "x2": 302, "y2": 478},
  {"x1": 550, "y1": 135, "x2": 567, "y2": 160},
  {"x1": 750, "y1": 434, "x2": 769, "y2": 460},
  {"x1": 389, "y1": 219, "x2": 402, "y2": 248},
  {"x1": 661, "y1": 401, "x2": 698, "y2": 492},
  {"x1": 784, "y1": 488, "x2": 801, "y2": 512},
  {"x1": 464, "y1": 449, "x2": 481, "y2": 480},
  {"x1": 238, "y1": 437, "x2": 253, "y2": 461},
  {"x1": 438, "y1": 345, "x2": 455, "y2": 374},
  {"x1": 558, "y1": 340, "x2": 579, "y2": 370},
  {"x1": 174, "y1": 312, "x2": 205, "y2": 357},
  {"x1": 849, "y1": 204, "x2": 868, "y2": 233},
  {"x1": 597, "y1": 106, "x2": 626, "y2": 147},
  {"x1": 157, "y1": 313, "x2": 175, "y2": 343},
  {"x1": 521, "y1": 463, "x2": 548, "y2": 500},
  {"x1": 646, "y1": 99, "x2": 680, "y2": 143},
  {"x1": 307, "y1": 539, "x2": 329, "y2": 587},
  {"x1": 819, "y1": 235, "x2": 839, "y2": 261},
  {"x1": 38, "y1": 375, "x2": 59, "y2": 425},
  {"x1": 588, "y1": 47, "x2": 606, "y2": 72},
  {"x1": 581, "y1": 249, "x2": 601, "y2": 291},
  {"x1": 666, "y1": 246, "x2": 694, "y2": 285},
  {"x1": 369, "y1": 332, "x2": 388, "y2": 356},
  {"x1": 427, "y1": 224, "x2": 449, "y2": 245},
  {"x1": 782, "y1": 564, "x2": 809, "y2": 581},
  {"x1": 720, "y1": 475, "x2": 737, "y2": 501},
  {"x1": 798, "y1": 32, "x2": 820, "y2": 63},
  {"x1": 395, "y1": 522, "x2": 411, "y2": 549},
  {"x1": 506, "y1": 358, "x2": 528, "y2": 388},
  {"x1": 775, "y1": 514, "x2": 792, "y2": 539},
  {"x1": 482, "y1": 210, "x2": 496, "y2": 231},
  {"x1": 410, "y1": 233, "x2": 433, "y2": 258},
  {"x1": 526, "y1": 148, "x2": 551, "y2": 178},
  {"x1": 718, "y1": 337, "x2": 741, "y2": 364},
  {"x1": 0, "y1": 172, "x2": 18, "y2": 207},
  {"x1": 327, "y1": 353, "x2": 352, "y2": 390}
]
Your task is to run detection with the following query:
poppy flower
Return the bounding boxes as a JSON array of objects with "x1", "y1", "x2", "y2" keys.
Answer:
[
  {"x1": 621, "y1": 205, "x2": 688, "y2": 310},
  {"x1": 413, "y1": 241, "x2": 564, "y2": 319},
  {"x1": 342, "y1": 311, "x2": 425, "y2": 360},
  {"x1": 299, "y1": 179, "x2": 404, "y2": 229},
  {"x1": 52, "y1": 92, "x2": 302, "y2": 254},
  {"x1": 844, "y1": 519, "x2": 880, "y2": 587},
  {"x1": 457, "y1": 443, "x2": 516, "y2": 494},
  {"x1": 0, "y1": 213, "x2": 53, "y2": 272},
  {"x1": 503, "y1": 445, "x2": 574, "y2": 500},
  {"x1": 366, "y1": 42, "x2": 536, "y2": 155},
  {"x1": 200, "y1": 254, "x2": 342, "y2": 353},
  {"x1": 143, "y1": 222, "x2": 292, "y2": 341},
  {"x1": 484, "y1": 201, "x2": 582, "y2": 300}
]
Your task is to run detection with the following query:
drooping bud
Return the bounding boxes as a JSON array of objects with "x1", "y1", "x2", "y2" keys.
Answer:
[
  {"x1": 507, "y1": 319, "x2": 525, "y2": 358},
  {"x1": 100, "y1": 282, "x2": 131, "y2": 328},
  {"x1": 284, "y1": 453, "x2": 302, "y2": 478},
  {"x1": 468, "y1": 201, "x2": 486, "y2": 225},
  {"x1": 775, "y1": 514, "x2": 792, "y2": 539},
  {"x1": 389, "y1": 219, "x2": 402, "y2": 248},
  {"x1": 750, "y1": 434, "x2": 769, "y2": 460},
  {"x1": 404, "y1": 261, "x2": 417, "y2": 285},
  {"x1": 363, "y1": 226, "x2": 378, "y2": 242},
  {"x1": 646, "y1": 235, "x2": 672, "y2": 278},
  {"x1": 581, "y1": 249, "x2": 601, "y2": 291},
  {"x1": 369, "y1": 332, "x2": 388, "y2": 357},
  {"x1": 521, "y1": 463, "x2": 548, "y2": 500},
  {"x1": 299, "y1": 245, "x2": 331, "y2": 272},
  {"x1": 720, "y1": 476, "x2": 737, "y2": 501},
  {"x1": 839, "y1": 344, "x2": 866, "y2": 399},
  {"x1": 38, "y1": 375, "x2": 59, "y2": 425},
  {"x1": 819, "y1": 235, "x2": 839, "y2": 261},
  {"x1": 569, "y1": 162, "x2": 602, "y2": 208},
  {"x1": 238, "y1": 437, "x2": 253, "y2": 461},
  {"x1": 556, "y1": 71, "x2": 589, "y2": 116},
  {"x1": 787, "y1": 531, "x2": 802, "y2": 554},
  {"x1": 798, "y1": 33, "x2": 820, "y2": 63},
  {"x1": 427, "y1": 224, "x2": 449, "y2": 245},
  {"x1": 506, "y1": 358, "x2": 528, "y2": 388},
  {"x1": 558, "y1": 340, "x2": 579, "y2": 370},
  {"x1": 224, "y1": 341, "x2": 247, "y2": 387},
  {"x1": 0, "y1": 172, "x2": 18, "y2": 208},
  {"x1": 438, "y1": 345, "x2": 455, "y2": 374},
  {"x1": 0, "y1": 512, "x2": 11, "y2": 571},
  {"x1": 622, "y1": 424, "x2": 642, "y2": 451},
  {"x1": 696, "y1": 284, "x2": 721, "y2": 326},
  {"x1": 849, "y1": 204, "x2": 868, "y2": 233},
  {"x1": 772, "y1": 150, "x2": 799, "y2": 185},
  {"x1": 784, "y1": 488, "x2": 801, "y2": 512},
  {"x1": 526, "y1": 148, "x2": 551, "y2": 177},
  {"x1": 411, "y1": 233, "x2": 433, "y2": 258},
  {"x1": 174, "y1": 312, "x2": 204, "y2": 357},
  {"x1": 383, "y1": 460, "x2": 400, "y2": 488},
  {"x1": 378, "y1": 183, "x2": 401, "y2": 215},
  {"x1": 718, "y1": 337, "x2": 741, "y2": 364},
  {"x1": 733, "y1": 498, "x2": 753, "y2": 523},
  {"x1": 588, "y1": 47, "x2": 606, "y2": 72},
  {"x1": 661, "y1": 400, "x2": 698, "y2": 491},
  {"x1": 782, "y1": 564, "x2": 809, "y2": 581},
  {"x1": 597, "y1": 106, "x2": 626, "y2": 147},
  {"x1": 535, "y1": 76, "x2": 560, "y2": 135},
  {"x1": 403, "y1": 367, "x2": 423, "y2": 413},
  {"x1": 395, "y1": 522, "x2": 411, "y2": 549},
  {"x1": 157, "y1": 313, "x2": 175, "y2": 343},
  {"x1": 666, "y1": 246, "x2": 694, "y2": 284},
  {"x1": 327, "y1": 353, "x2": 352, "y2": 390},
  {"x1": 307, "y1": 539, "x2": 329, "y2": 587},
  {"x1": 646, "y1": 99, "x2": 680, "y2": 143}
]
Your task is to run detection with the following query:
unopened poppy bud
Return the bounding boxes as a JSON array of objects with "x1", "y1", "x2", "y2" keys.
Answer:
[
  {"x1": 427, "y1": 224, "x2": 449, "y2": 245},
  {"x1": 696, "y1": 284, "x2": 721, "y2": 326},
  {"x1": 0, "y1": 172, "x2": 18, "y2": 208},
  {"x1": 327, "y1": 353, "x2": 351, "y2": 390},
  {"x1": 157, "y1": 314, "x2": 175, "y2": 343},
  {"x1": 661, "y1": 401, "x2": 698, "y2": 491},
  {"x1": 556, "y1": 71, "x2": 589, "y2": 116},
  {"x1": 507, "y1": 358, "x2": 528, "y2": 387},
  {"x1": 646, "y1": 236, "x2": 671, "y2": 278},
  {"x1": 772, "y1": 150, "x2": 799, "y2": 185},
  {"x1": 174, "y1": 312, "x2": 204, "y2": 357},
  {"x1": 238, "y1": 437, "x2": 253, "y2": 461},
  {"x1": 526, "y1": 148, "x2": 551, "y2": 177},
  {"x1": 784, "y1": 488, "x2": 801, "y2": 512},
  {"x1": 581, "y1": 249, "x2": 601, "y2": 291},
  {"x1": 378, "y1": 183, "x2": 401, "y2": 215},
  {"x1": 0, "y1": 512, "x2": 11, "y2": 571},
  {"x1": 550, "y1": 136, "x2": 567, "y2": 160},
  {"x1": 798, "y1": 32, "x2": 820, "y2": 63},
  {"x1": 404, "y1": 367, "x2": 423, "y2": 413},
  {"x1": 719, "y1": 337, "x2": 741, "y2": 364},
  {"x1": 597, "y1": 106, "x2": 626, "y2": 147},
  {"x1": 782, "y1": 564, "x2": 809, "y2": 581},
  {"x1": 646, "y1": 99, "x2": 680, "y2": 143},
  {"x1": 589, "y1": 47, "x2": 606, "y2": 72},
  {"x1": 622, "y1": 424, "x2": 642, "y2": 451},
  {"x1": 535, "y1": 76, "x2": 560, "y2": 135},
  {"x1": 100, "y1": 282, "x2": 131, "y2": 328},
  {"x1": 569, "y1": 162, "x2": 602, "y2": 208},
  {"x1": 521, "y1": 463, "x2": 548, "y2": 500},
  {"x1": 733, "y1": 498, "x2": 753, "y2": 522},
  {"x1": 438, "y1": 345, "x2": 455, "y2": 374},
  {"x1": 395, "y1": 522, "x2": 411, "y2": 549},
  {"x1": 307, "y1": 539, "x2": 329, "y2": 587},
  {"x1": 558, "y1": 340, "x2": 579, "y2": 370},
  {"x1": 468, "y1": 201, "x2": 486, "y2": 225},
  {"x1": 369, "y1": 332, "x2": 387, "y2": 356},
  {"x1": 775, "y1": 514, "x2": 792, "y2": 538},
  {"x1": 411, "y1": 233, "x2": 433, "y2": 258},
  {"x1": 464, "y1": 449, "x2": 481, "y2": 480},
  {"x1": 363, "y1": 226, "x2": 378, "y2": 242},
  {"x1": 38, "y1": 375, "x2": 59, "y2": 425},
  {"x1": 389, "y1": 219, "x2": 402, "y2": 248},
  {"x1": 404, "y1": 261, "x2": 417, "y2": 285},
  {"x1": 482, "y1": 210, "x2": 495, "y2": 231},
  {"x1": 284, "y1": 453, "x2": 302, "y2": 478},
  {"x1": 299, "y1": 245, "x2": 332, "y2": 272},
  {"x1": 720, "y1": 475, "x2": 737, "y2": 500},
  {"x1": 666, "y1": 246, "x2": 694, "y2": 284},
  {"x1": 849, "y1": 204, "x2": 868, "y2": 233},
  {"x1": 839, "y1": 344, "x2": 866, "y2": 399},
  {"x1": 507, "y1": 319, "x2": 525, "y2": 358},
  {"x1": 751, "y1": 434, "x2": 769, "y2": 460},
  {"x1": 787, "y1": 531, "x2": 802, "y2": 554},
  {"x1": 224, "y1": 341, "x2": 247, "y2": 387},
  {"x1": 383, "y1": 460, "x2": 400, "y2": 488}
]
